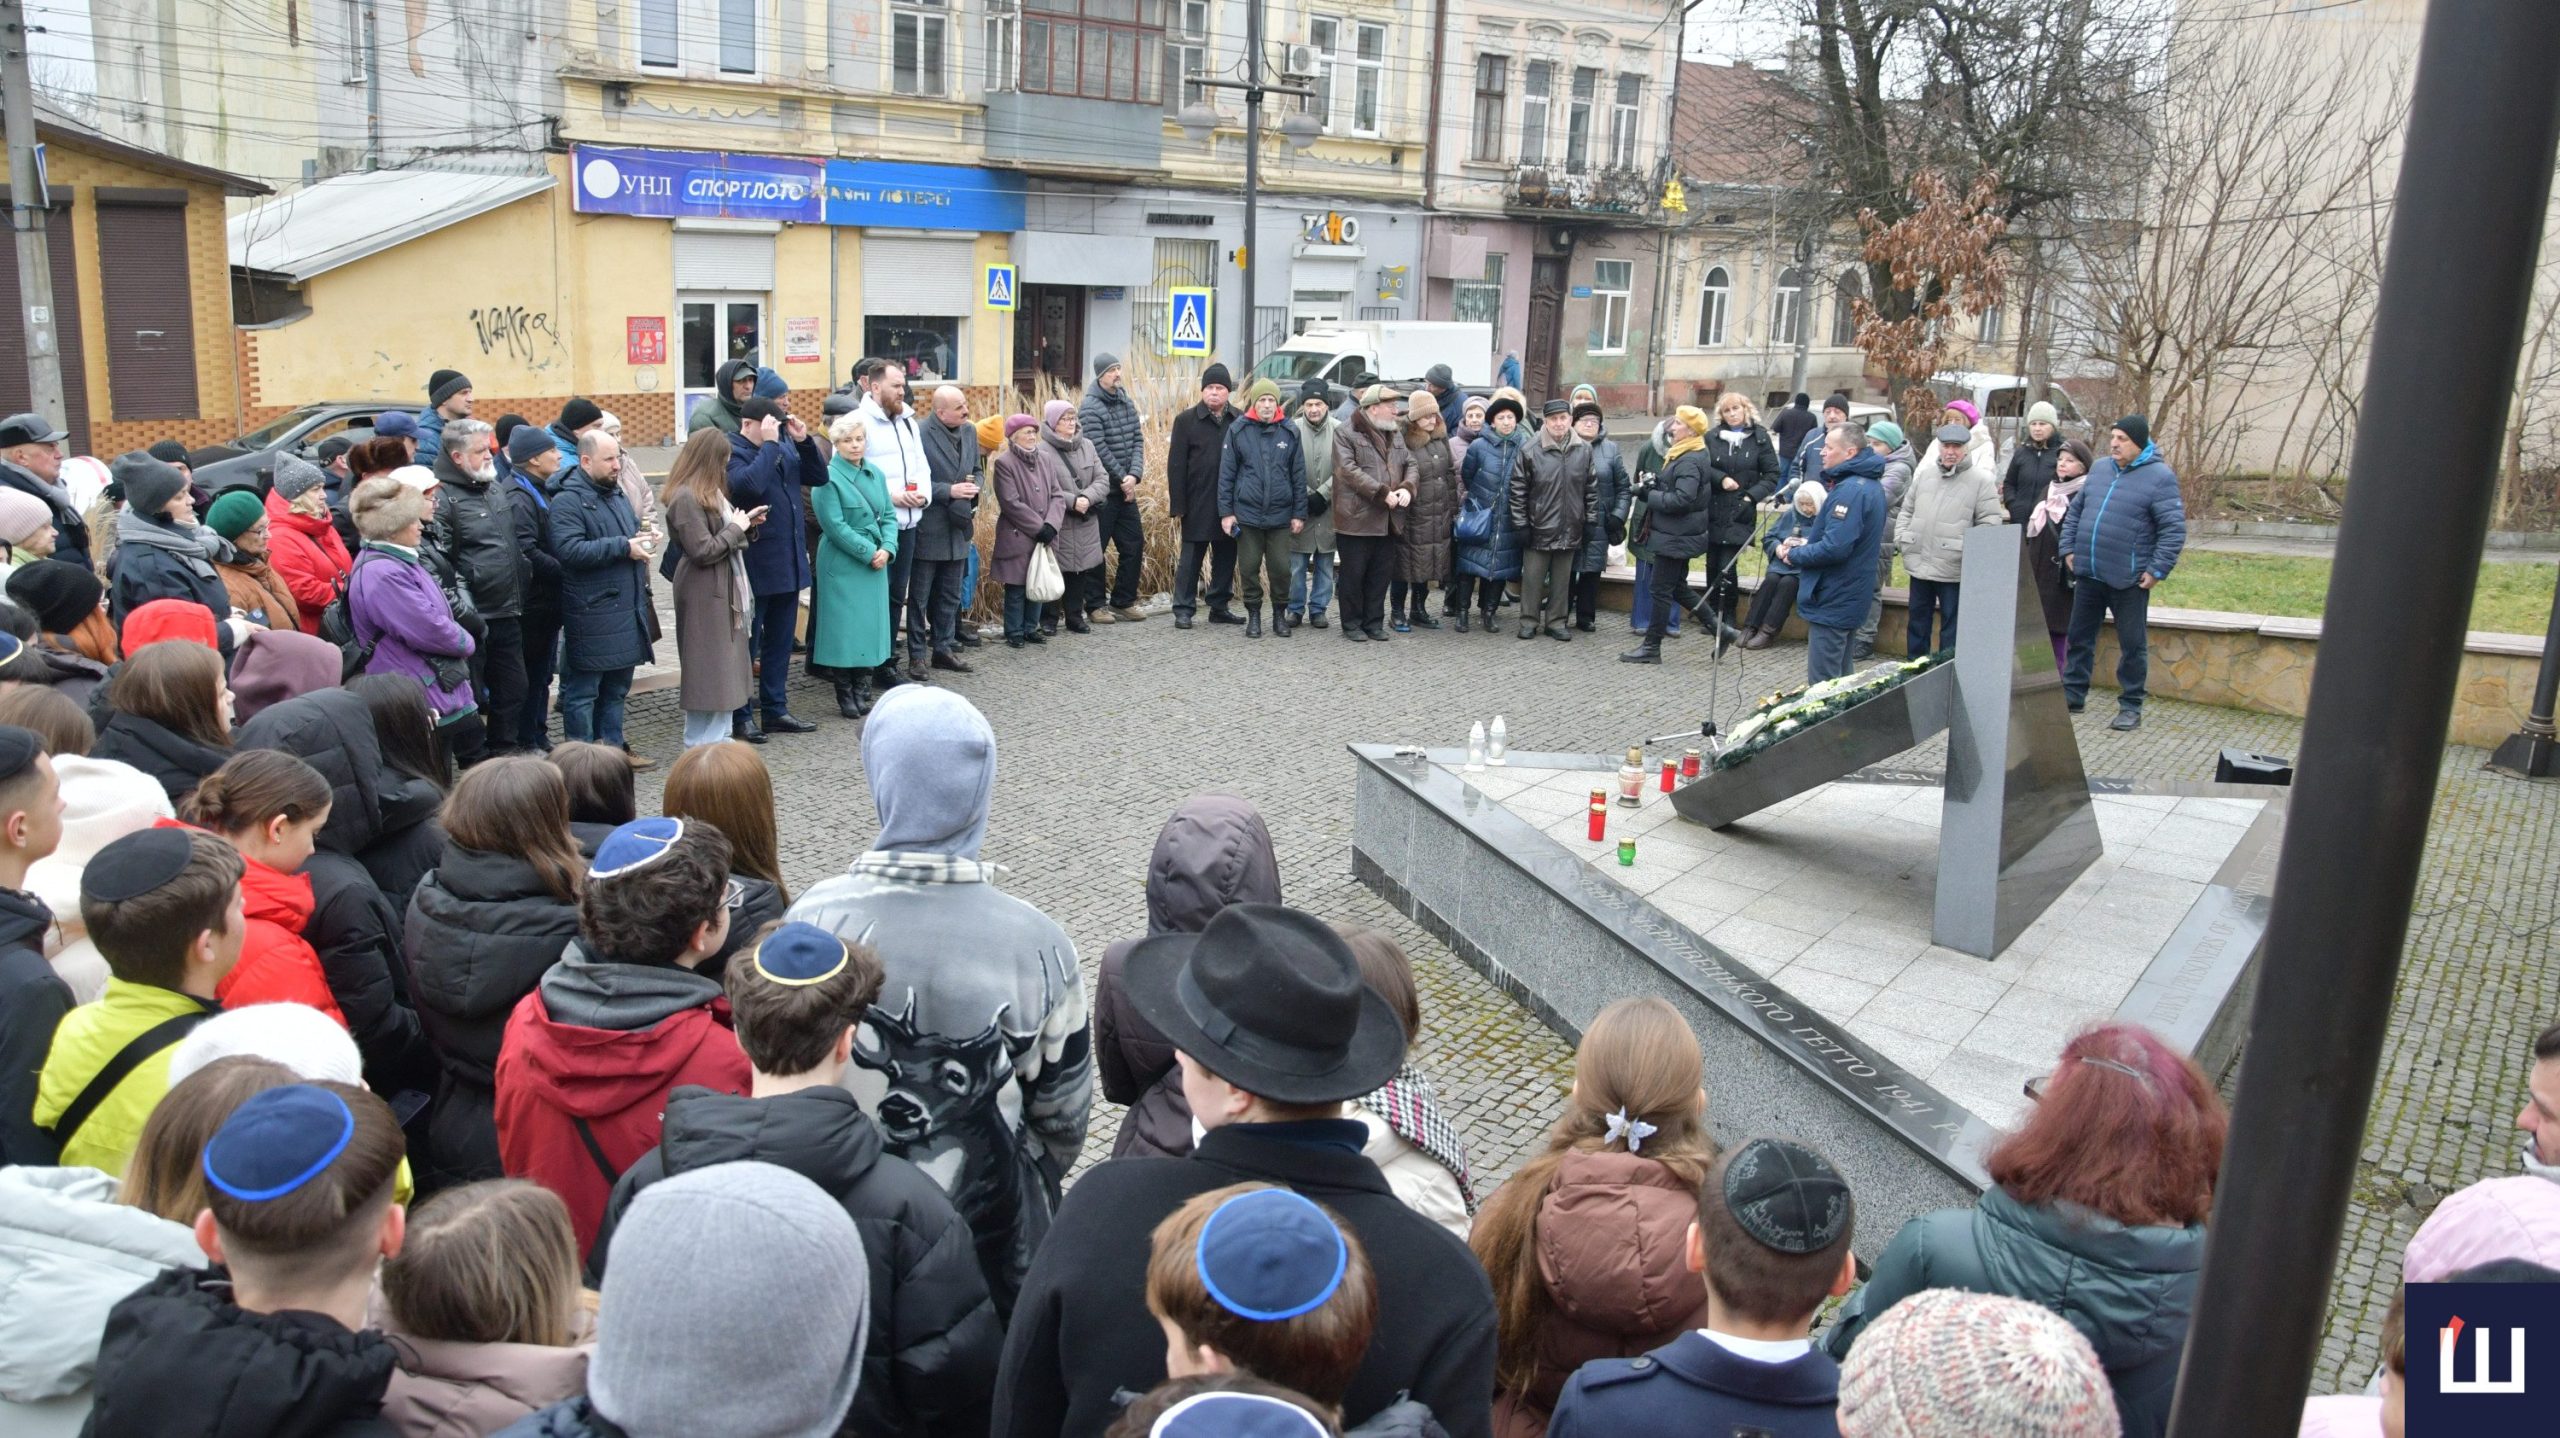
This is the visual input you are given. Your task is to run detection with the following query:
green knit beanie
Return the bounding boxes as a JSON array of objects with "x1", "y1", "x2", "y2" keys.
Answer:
[{"x1": 206, "y1": 489, "x2": 265, "y2": 541}]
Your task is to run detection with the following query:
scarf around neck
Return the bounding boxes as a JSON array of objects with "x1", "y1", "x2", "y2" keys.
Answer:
[
  {"x1": 2031, "y1": 473, "x2": 2086, "y2": 537},
  {"x1": 114, "y1": 509, "x2": 218, "y2": 577},
  {"x1": 1663, "y1": 432, "x2": 1706, "y2": 463},
  {"x1": 1363, "y1": 1064, "x2": 1477, "y2": 1211}
]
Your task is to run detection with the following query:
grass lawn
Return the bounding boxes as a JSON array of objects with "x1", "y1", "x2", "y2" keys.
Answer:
[{"x1": 1730, "y1": 547, "x2": 2554, "y2": 634}]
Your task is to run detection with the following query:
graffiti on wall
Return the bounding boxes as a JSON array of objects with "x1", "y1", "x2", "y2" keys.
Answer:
[{"x1": 469, "y1": 305, "x2": 563, "y2": 365}]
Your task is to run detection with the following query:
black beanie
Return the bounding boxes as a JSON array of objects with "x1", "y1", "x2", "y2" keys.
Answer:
[
  {"x1": 1823, "y1": 391, "x2": 1852, "y2": 418},
  {"x1": 559, "y1": 397, "x2": 604, "y2": 433},
  {"x1": 2113, "y1": 414, "x2": 2151, "y2": 450},
  {"x1": 6, "y1": 557, "x2": 104, "y2": 634},
  {"x1": 429, "y1": 370, "x2": 473, "y2": 407},
  {"x1": 146, "y1": 440, "x2": 190, "y2": 466},
  {"x1": 1202, "y1": 363, "x2": 1234, "y2": 390}
]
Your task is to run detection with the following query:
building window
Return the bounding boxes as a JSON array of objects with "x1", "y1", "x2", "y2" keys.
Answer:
[
  {"x1": 1609, "y1": 74, "x2": 1641, "y2": 169},
  {"x1": 867, "y1": 318, "x2": 962, "y2": 383},
  {"x1": 1520, "y1": 60, "x2": 1551, "y2": 165},
  {"x1": 1309, "y1": 16, "x2": 1339, "y2": 130},
  {"x1": 1470, "y1": 55, "x2": 1506, "y2": 161},
  {"x1": 1565, "y1": 67, "x2": 1596, "y2": 171},
  {"x1": 1978, "y1": 302, "x2": 2004, "y2": 345},
  {"x1": 717, "y1": 0, "x2": 756, "y2": 73},
  {"x1": 895, "y1": 0, "x2": 949, "y2": 95},
  {"x1": 1163, "y1": 0, "x2": 1208, "y2": 114},
  {"x1": 1138, "y1": 236, "x2": 1218, "y2": 354},
  {"x1": 636, "y1": 0, "x2": 756, "y2": 74},
  {"x1": 1452, "y1": 251, "x2": 1504, "y2": 349},
  {"x1": 1352, "y1": 22, "x2": 1384, "y2": 137},
  {"x1": 1589, "y1": 259, "x2": 1631, "y2": 354},
  {"x1": 1697, "y1": 264, "x2": 1729, "y2": 347},
  {"x1": 340, "y1": 0, "x2": 368, "y2": 82},
  {"x1": 1771, "y1": 266, "x2": 1804, "y2": 347},
  {"x1": 986, "y1": 0, "x2": 1018, "y2": 90},
  {"x1": 639, "y1": 0, "x2": 680, "y2": 68},
  {"x1": 1021, "y1": 0, "x2": 1164, "y2": 103},
  {"x1": 1831, "y1": 266, "x2": 1863, "y2": 347}
]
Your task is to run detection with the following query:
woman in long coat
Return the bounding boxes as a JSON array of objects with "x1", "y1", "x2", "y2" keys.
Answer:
[
  {"x1": 813, "y1": 413, "x2": 900, "y2": 716},
  {"x1": 1041, "y1": 399, "x2": 1112, "y2": 634},
  {"x1": 660, "y1": 427, "x2": 759, "y2": 747},
  {"x1": 991, "y1": 417, "x2": 1068, "y2": 648},
  {"x1": 1700, "y1": 390, "x2": 1783, "y2": 638},
  {"x1": 1453, "y1": 390, "x2": 1529, "y2": 633},
  {"x1": 1394, "y1": 393, "x2": 1457, "y2": 631}
]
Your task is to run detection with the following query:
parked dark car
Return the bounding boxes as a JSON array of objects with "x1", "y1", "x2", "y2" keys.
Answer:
[{"x1": 190, "y1": 402, "x2": 388, "y2": 494}]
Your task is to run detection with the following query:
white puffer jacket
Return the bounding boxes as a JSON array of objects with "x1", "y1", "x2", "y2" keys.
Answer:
[{"x1": 0, "y1": 1166, "x2": 204, "y2": 1436}]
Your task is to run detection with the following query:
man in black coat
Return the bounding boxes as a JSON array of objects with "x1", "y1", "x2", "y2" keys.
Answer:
[
  {"x1": 0, "y1": 727, "x2": 68, "y2": 1166},
  {"x1": 993, "y1": 904, "x2": 1497, "y2": 1438},
  {"x1": 911, "y1": 386, "x2": 985, "y2": 675},
  {"x1": 429, "y1": 418, "x2": 529, "y2": 756},
  {"x1": 1165, "y1": 364, "x2": 1241, "y2": 629},
  {"x1": 0, "y1": 413, "x2": 90, "y2": 569}
]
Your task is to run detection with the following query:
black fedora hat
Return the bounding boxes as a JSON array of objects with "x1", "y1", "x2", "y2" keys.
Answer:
[{"x1": 1122, "y1": 903, "x2": 1406, "y2": 1105}]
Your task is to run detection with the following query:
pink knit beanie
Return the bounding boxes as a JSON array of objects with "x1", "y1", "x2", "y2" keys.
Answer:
[{"x1": 1836, "y1": 1289, "x2": 2121, "y2": 1438}]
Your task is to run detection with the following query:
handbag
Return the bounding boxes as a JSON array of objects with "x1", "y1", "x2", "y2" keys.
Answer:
[
  {"x1": 1452, "y1": 497, "x2": 1494, "y2": 545},
  {"x1": 1025, "y1": 542, "x2": 1066, "y2": 604}
]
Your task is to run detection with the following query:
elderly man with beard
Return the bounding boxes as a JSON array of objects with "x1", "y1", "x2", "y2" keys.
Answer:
[
  {"x1": 911, "y1": 385, "x2": 984, "y2": 674},
  {"x1": 428, "y1": 417, "x2": 528, "y2": 756},
  {"x1": 1330, "y1": 384, "x2": 1415, "y2": 643},
  {"x1": 859, "y1": 364, "x2": 933, "y2": 679},
  {"x1": 0, "y1": 413, "x2": 87, "y2": 570}
]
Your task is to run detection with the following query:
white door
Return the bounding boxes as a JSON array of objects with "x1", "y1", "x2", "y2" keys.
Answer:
[{"x1": 679, "y1": 293, "x2": 767, "y2": 429}]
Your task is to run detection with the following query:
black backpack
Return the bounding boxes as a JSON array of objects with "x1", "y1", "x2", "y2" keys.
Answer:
[{"x1": 317, "y1": 551, "x2": 385, "y2": 681}]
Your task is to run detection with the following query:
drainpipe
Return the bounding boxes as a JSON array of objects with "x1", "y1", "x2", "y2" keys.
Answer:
[{"x1": 1423, "y1": 0, "x2": 1448, "y2": 214}]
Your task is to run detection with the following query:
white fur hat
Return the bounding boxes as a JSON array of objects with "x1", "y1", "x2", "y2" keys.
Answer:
[{"x1": 169, "y1": 1003, "x2": 364, "y2": 1089}]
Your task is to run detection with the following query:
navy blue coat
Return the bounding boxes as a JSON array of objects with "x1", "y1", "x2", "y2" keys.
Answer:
[
  {"x1": 506, "y1": 471, "x2": 561, "y2": 612},
  {"x1": 2060, "y1": 448, "x2": 2186, "y2": 590},
  {"x1": 544, "y1": 466, "x2": 653, "y2": 672},
  {"x1": 728, "y1": 429, "x2": 825, "y2": 595},
  {"x1": 1790, "y1": 449, "x2": 1890, "y2": 629},
  {"x1": 109, "y1": 523, "x2": 236, "y2": 661},
  {"x1": 1455, "y1": 429, "x2": 1525, "y2": 581},
  {"x1": 1549, "y1": 1332, "x2": 1839, "y2": 1438},
  {"x1": 1216, "y1": 413, "x2": 1306, "y2": 529}
]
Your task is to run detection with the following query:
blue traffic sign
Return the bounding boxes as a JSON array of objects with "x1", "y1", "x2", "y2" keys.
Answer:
[
  {"x1": 1168, "y1": 287, "x2": 1213, "y2": 355},
  {"x1": 985, "y1": 264, "x2": 1018, "y2": 311}
]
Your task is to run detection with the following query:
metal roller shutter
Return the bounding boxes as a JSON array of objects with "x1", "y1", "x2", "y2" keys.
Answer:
[
  {"x1": 862, "y1": 237, "x2": 975, "y2": 314},
  {"x1": 96, "y1": 202, "x2": 197, "y2": 420},
  {"x1": 0, "y1": 204, "x2": 92, "y2": 452},
  {"x1": 674, "y1": 231, "x2": 777, "y2": 291}
]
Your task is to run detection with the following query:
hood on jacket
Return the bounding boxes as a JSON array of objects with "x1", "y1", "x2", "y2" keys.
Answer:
[
  {"x1": 1535, "y1": 1150, "x2": 1711, "y2": 1339},
  {"x1": 1146, "y1": 793, "x2": 1281, "y2": 936},
  {"x1": 654, "y1": 1084, "x2": 885, "y2": 1194},
  {"x1": 1972, "y1": 1186, "x2": 2203, "y2": 1369},
  {"x1": 512, "y1": 945, "x2": 732, "y2": 1122},
  {"x1": 233, "y1": 688, "x2": 388, "y2": 854},
  {"x1": 83, "y1": 1265, "x2": 396, "y2": 1438},
  {"x1": 227, "y1": 629, "x2": 342, "y2": 723},
  {"x1": 861, "y1": 686, "x2": 994, "y2": 858},
  {"x1": 0, "y1": 1166, "x2": 203, "y2": 1404},
  {"x1": 2402, "y1": 1174, "x2": 2560, "y2": 1282},
  {"x1": 0, "y1": 884, "x2": 50, "y2": 954},
  {"x1": 710, "y1": 360, "x2": 756, "y2": 418}
]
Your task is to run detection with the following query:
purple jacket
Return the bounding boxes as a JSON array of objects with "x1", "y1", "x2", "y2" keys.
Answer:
[{"x1": 348, "y1": 543, "x2": 477, "y2": 717}]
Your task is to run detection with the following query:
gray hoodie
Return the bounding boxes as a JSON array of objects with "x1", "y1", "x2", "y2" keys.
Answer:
[{"x1": 0, "y1": 1167, "x2": 203, "y2": 1436}]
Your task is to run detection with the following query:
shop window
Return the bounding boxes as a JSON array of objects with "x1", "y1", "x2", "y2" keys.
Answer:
[
  {"x1": 1771, "y1": 266, "x2": 1804, "y2": 347},
  {"x1": 868, "y1": 317, "x2": 963, "y2": 383},
  {"x1": 1470, "y1": 55, "x2": 1506, "y2": 162},
  {"x1": 1453, "y1": 251, "x2": 1504, "y2": 350},
  {"x1": 1831, "y1": 266, "x2": 1863, "y2": 347},
  {"x1": 1696, "y1": 264, "x2": 1729, "y2": 347},
  {"x1": 1588, "y1": 259, "x2": 1631, "y2": 356},
  {"x1": 1565, "y1": 67, "x2": 1596, "y2": 171},
  {"x1": 1520, "y1": 61, "x2": 1550, "y2": 166},
  {"x1": 1609, "y1": 74, "x2": 1641, "y2": 169},
  {"x1": 895, "y1": 0, "x2": 949, "y2": 96},
  {"x1": 1163, "y1": 0, "x2": 1209, "y2": 114},
  {"x1": 1021, "y1": 0, "x2": 1163, "y2": 104}
]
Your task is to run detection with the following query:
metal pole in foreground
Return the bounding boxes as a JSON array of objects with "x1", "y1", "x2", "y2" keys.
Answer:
[
  {"x1": 0, "y1": 0, "x2": 64, "y2": 432},
  {"x1": 2165, "y1": 6, "x2": 2560, "y2": 1436}
]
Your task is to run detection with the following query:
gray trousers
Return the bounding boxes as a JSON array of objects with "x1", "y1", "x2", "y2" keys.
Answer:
[
  {"x1": 1518, "y1": 549, "x2": 1575, "y2": 630},
  {"x1": 1855, "y1": 547, "x2": 1894, "y2": 655}
]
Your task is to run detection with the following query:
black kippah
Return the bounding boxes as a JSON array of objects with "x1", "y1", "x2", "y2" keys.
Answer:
[
  {"x1": 82, "y1": 827, "x2": 199, "y2": 903},
  {"x1": 0, "y1": 724, "x2": 37, "y2": 785}
]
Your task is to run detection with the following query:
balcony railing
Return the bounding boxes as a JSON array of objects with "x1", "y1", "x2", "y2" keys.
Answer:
[{"x1": 1507, "y1": 164, "x2": 1656, "y2": 217}]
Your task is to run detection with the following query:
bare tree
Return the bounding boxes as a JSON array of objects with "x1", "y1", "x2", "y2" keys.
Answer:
[{"x1": 1850, "y1": 169, "x2": 2010, "y2": 430}]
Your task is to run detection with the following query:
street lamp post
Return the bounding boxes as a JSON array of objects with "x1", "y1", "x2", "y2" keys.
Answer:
[{"x1": 1177, "y1": 0, "x2": 1318, "y2": 373}]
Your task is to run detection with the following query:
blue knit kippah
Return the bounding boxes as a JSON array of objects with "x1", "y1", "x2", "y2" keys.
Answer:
[
  {"x1": 1150, "y1": 1393, "x2": 1332, "y2": 1438},
  {"x1": 590, "y1": 816, "x2": 684, "y2": 881},
  {"x1": 751, "y1": 922, "x2": 852, "y2": 986},
  {"x1": 202, "y1": 1084, "x2": 355, "y2": 1202},
  {"x1": 1194, "y1": 1188, "x2": 1349, "y2": 1322}
]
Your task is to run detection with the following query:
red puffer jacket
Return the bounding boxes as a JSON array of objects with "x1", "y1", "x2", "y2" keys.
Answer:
[
  {"x1": 161, "y1": 819, "x2": 346, "y2": 1024},
  {"x1": 265, "y1": 485, "x2": 354, "y2": 636}
]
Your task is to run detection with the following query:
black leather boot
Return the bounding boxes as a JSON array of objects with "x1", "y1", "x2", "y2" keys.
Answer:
[
  {"x1": 833, "y1": 677, "x2": 864, "y2": 718},
  {"x1": 1620, "y1": 634, "x2": 1664, "y2": 664},
  {"x1": 1244, "y1": 605, "x2": 1263, "y2": 638}
]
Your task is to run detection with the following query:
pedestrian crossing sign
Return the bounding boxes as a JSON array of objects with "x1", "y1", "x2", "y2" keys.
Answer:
[
  {"x1": 1168, "y1": 287, "x2": 1213, "y2": 355},
  {"x1": 984, "y1": 264, "x2": 1017, "y2": 311}
]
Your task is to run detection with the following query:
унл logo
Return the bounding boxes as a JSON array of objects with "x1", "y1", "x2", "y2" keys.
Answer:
[{"x1": 2441, "y1": 1315, "x2": 2527, "y2": 1395}]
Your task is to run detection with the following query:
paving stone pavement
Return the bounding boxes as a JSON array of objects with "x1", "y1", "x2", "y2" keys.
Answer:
[{"x1": 604, "y1": 601, "x2": 2554, "y2": 1396}]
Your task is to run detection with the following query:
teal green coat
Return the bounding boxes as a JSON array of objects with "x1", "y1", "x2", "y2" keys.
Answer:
[{"x1": 813, "y1": 454, "x2": 899, "y2": 670}]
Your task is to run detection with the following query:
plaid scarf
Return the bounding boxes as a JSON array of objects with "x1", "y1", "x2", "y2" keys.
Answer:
[
  {"x1": 850, "y1": 851, "x2": 1003, "y2": 885},
  {"x1": 1364, "y1": 1064, "x2": 1477, "y2": 1213}
]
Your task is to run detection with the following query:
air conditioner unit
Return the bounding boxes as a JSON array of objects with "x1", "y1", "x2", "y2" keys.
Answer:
[{"x1": 1283, "y1": 44, "x2": 1321, "y2": 80}]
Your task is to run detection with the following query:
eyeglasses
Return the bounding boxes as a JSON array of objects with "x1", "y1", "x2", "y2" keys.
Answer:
[{"x1": 2022, "y1": 1055, "x2": 2156, "y2": 1103}]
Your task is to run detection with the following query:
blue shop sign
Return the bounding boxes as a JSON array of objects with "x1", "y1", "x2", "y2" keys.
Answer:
[
  {"x1": 823, "y1": 160, "x2": 1026, "y2": 232},
  {"x1": 573, "y1": 145, "x2": 822, "y2": 222}
]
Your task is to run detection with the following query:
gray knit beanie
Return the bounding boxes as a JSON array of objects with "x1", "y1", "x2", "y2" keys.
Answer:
[
  {"x1": 270, "y1": 453, "x2": 327, "y2": 501},
  {"x1": 1836, "y1": 1289, "x2": 2120, "y2": 1438},
  {"x1": 590, "y1": 1161, "x2": 869, "y2": 1438}
]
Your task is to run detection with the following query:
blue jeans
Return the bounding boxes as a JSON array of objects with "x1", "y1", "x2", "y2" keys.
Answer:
[
  {"x1": 1807, "y1": 624, "x2": 1856, "y2": 682},
  {"x1": 739, "y1": 591, "x2": 799, "y2": 723},
  {"x1": 2064, "y1": 578, "x2": 2151, "y2": 711},
  {"x1": 1004, "y1": 583, "x2": 1036, "y2": 639},
  {"x1": 1905, "y1": 576, "x2": 1960, "y2": 654},
  {"x1": 1629, "y1": 557, "x2": 1684, "y2": 634},
  {"x1": 559, "y1": 666, "x2": 633, "y2": 746},
  {"x1": 1288, "y1": 550, "x2": 1335, "y2": 617}
]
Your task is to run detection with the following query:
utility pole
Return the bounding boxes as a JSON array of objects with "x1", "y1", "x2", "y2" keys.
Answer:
[
  {"x1": 0, "y1": 0, "x2": 63, "y2": 432},
  {"x1": 364, "y1": 3, "x2": 383, "y2": 171},
  {"x1": 1178, "y1": 0, "x2": 1315, "y2": 372}
]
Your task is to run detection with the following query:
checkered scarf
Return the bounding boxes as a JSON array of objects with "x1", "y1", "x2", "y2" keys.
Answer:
[
  {"x1": 1364, "y1": 1064, "x2": 1478, "y2": 1214},
  {"x1": 851, "y1": 851, "x2": 1002, "y2": 885}
]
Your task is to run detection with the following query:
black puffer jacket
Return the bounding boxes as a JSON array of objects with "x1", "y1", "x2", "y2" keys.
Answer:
[
  {"x1": 1508, "y1": 433, "x2": 1595, "y2": 552},
  {"x1": 591, "y1": 1085, "x2": 1004, "y2": 1438},
  {"x1": 85, "y1": 1266, "x2": 399, "y2": 1438},
  {"x1": 235, "y1": 689, "x2": 435, "y2": 1097},
  {"x1": 89, "y1": 710, "x2": 228, "y2": 805},
  {"x1": 428, "y1": 450, "x2": 527, "y2": 619},
  {"x1": 360, "y1": 774, "x2": 446, "y2": 919},
  {"x1": 1634, "y1": 446, "x2": 1719, "y2": 561},
  {"x1": 2003, "y1": 434, "x2": 2063, "y2": 520},
  {"x1": 1705, "y1": 422, "x2": 1783, "y2": 547},
  {"x1": 1096, "y1": 794, "x2": 1284, "y2": 1161},
  {"x1": 1077, "y1": 375, "x2": 1146, "y2": 486},
  {"x1": 404, "y1": 842, "x2": 584, "y2": 1186}
]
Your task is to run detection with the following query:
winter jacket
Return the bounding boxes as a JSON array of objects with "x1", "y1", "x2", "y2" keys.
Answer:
[
  {"x1": 1820, "y1": 1184, "x2": 2205, "y2": 1438},
  {"x1": 1631, "y1": 446, "x2": 1716, "y2": 563},
  {"x1": 1456, "y1": 429, "x2": 1526, "y2": 581},
  {"x1": 1434, "y1": 382, "x2": 1468, "y2": 436},
  {"x1": 2060, "y1": 447, "x2": 2187, "y2": 590},
  {"x1": 377, "y1": 1329, "x2": 589, "y2": 1438},
  {"x1": 426, "y1": 452, "x2": 526, "y2": 619},
  {"x1": 0, "y1": 1166, "x2": 204, "y2": 1437},
  {"x1": 234, "y1": 688, "x2": 438, "y2": 1097},
  {"x1": 108, "y1": 513, "x2": 232, "y2": 659},
  {"x1": 1894, "y1": 450, "x2": 2006, "y2": 583},
  {"x1": 348, "y1": 545, "x2": 477, "y2": 719},
  {"x1": 593, "y1": 1085, "x2": 1005, "y2": 1438},
  {"x1": 1167, "y1": 402, "x2": 1237, "y2": 544},
  {"x1": 1292, "y1": 415, "x2": 1343, "y2": 554},
  {"x1": 88, "y1": 711, "x2": 227, "y2": 806},
  {"x1": 205, "y1": 827, "x2": 347, "y2": 1023},
  {"x1": 1785, "y1": 424, "x2": 1827, "y2": 488},
  {"x1": 1043, "y1": 426, "x2": 1112, "y2": 575},
  {"x1": 1877, "y1": 442, "x2": 1916, "y2": 513},
  {"x1": 1704, "y1": 423, "x2": 1782, "y2": 548},
  {"x1": 789, "y1": 852, "x2": 1092, "y2": 1322},
  {"x1": 0, "y1": 458, "x2": 89, "y2": 570},
  {"x1": 700, "y1": 873, "x2": 785, "y2": 983},
  {"x1": 1549, "y1": 1331, "x2": 1838, "y2": 1438},
  {"x1": 686, "y1": 358, "x2": 754, "y2": 436},
  {"x1": 505, "y1": 469, "x2": 561, "y2": 616},
  {"x1": 1762, "y1": 504, "x2": 1819, "y2": 576},
  {"x1": 0, "y1": 890, "x2": 69, "y2": 1166},
  {"x1": 1077, "y1": 377, "x2": 1146, "y2": 488},
  {"x1": 915, "y1": 415, "x2": 985, "y2": 565},
  {"x1": 545, "y1": 465, "x2": 654, "y2": 673},
  {"x1": 1771, "y1": 403, "x2": 1819, "y2": 464},
  {"x1": 1397, "y1": 422, "x2": 1459, "y2": 584},
  {"x1": 989, "y1": 442, "x2": 1069, "y2": 590},
  {"x1": 1332, "y1": 413, "x2": 1415, "y2": 541},
  {"x1": 84, "y1": 1265, "x2": 399, "y2": 1438},
  {"x1": 403, "y1": 842, "x2": 584, "y2": 1187},
  {"x1": 1218, "y1": 413, "x2": 1307, "y2": 530},
  {"x1": 2003, "y1": 433, "x2": 2063, "y2": 520},
  {"x1": 18, "y1": 638, "x2": 111, "y2": 709},
  {"x1": 31, "y1": 978, "x2": 214, "y2": 1178},
  {"x1": 264, "y1": 486, "x2": 352, "y2": 635},
  {"x1": 1484, "y1": 1151, "x2": 1713, "y2": 1438},
  {"x1": 995, "y1": 1121, "x2": 1499, "y2": 1438},
  {"x1": 492, "y1": 939, "x2": 750, "y2": 1258},
  {"x1": 1350, "y1": 1089, "x2": 1472, "y2": 1239},
  {"x1": 727, "y1": 429, "x2": 826, "y2": 596},
  {"x1": 1574, "y1": 437, "x2": 1627, "y2": 574},
  {"x1": 1096, "y1": 794, "x2": 1283, "y2": 1162},
  {"x1": 859, "y1": 397, "x2": 935, "y2": 538},
  {"x1": 215, "y1": 555, "x2": 300, "y2": 634},
  {"x1": 1789, "y1": 450, "x2": 1891, "y2": 629}
]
